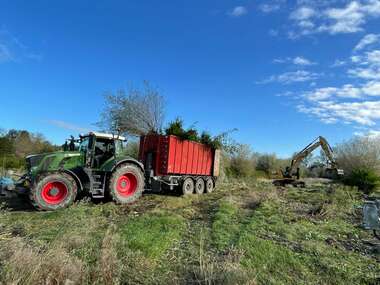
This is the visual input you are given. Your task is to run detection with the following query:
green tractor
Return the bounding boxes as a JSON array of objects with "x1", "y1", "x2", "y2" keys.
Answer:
[{"x1": 3, "y1": 132, "x2": 145, "y2": 210}]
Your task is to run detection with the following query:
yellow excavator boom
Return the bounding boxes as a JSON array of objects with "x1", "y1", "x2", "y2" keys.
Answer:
[{"x1": 275, "y1": 136, "x2": 344, "y2": 187}]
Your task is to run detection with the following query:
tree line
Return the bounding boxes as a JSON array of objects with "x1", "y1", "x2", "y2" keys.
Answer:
[{"x1": 0, "y1": 129, "x2": 58, "y2": 169}]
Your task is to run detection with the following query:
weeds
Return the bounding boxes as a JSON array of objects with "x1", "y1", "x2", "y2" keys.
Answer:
[{"x1": 0, "y1": 181, "x2": 378, "y2": 284}]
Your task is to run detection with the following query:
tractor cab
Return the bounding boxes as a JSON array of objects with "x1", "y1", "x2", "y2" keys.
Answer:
[{"x1": 78, "y1": 132, "x2": 126, "y2": 169}]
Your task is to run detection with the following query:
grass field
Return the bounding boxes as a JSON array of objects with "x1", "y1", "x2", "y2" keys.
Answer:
[{"x1": 0, "y1": 180, "x2": 379, "y2": 285}]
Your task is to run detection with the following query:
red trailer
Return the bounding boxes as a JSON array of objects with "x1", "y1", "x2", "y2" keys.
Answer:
[{"x1": 139, "y1": 134, "x2": 220, "y2": 194}]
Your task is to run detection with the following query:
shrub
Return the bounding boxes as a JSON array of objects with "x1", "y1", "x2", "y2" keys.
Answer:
[
  {"x1": 224, "y1": 144, "x2": 255, "y2": 178},
  {"x1": 164, "y1": 118, "x2": 224, "y2": 149},
  {"x1": 255, "y1": 153, "x2": 278, "y2": 175},
  {"x1": 335, "y1": 136, "x2": 380, "y2": 176},
  {"x1": 165, "y1": 118, "x2": 185, "y2": 138},
  {"x1": 344, "y1": 168, "x2": 380, "y2": 194}
]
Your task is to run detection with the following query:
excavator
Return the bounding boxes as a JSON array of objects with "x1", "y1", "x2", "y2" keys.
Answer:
[{"x1": 273, "y1": 136, "x2": 344, "y2": 187}]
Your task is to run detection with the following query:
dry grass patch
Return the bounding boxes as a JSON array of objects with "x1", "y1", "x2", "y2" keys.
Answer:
[
  {"x1": 0, "y1": 234, "x2": 85, "y2": 285},
  {"x1": 96, "y1": 224, "x2": 122, "y2": 285},
  {"x1": 188, "y1": 237, "x2": 256, "y2": 285}
]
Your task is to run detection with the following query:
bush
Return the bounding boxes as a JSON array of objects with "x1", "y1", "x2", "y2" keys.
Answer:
[
  {"x1": 224, "y1": 144, "x2": 255, "y2": 178},
  {"x1": 0, "y1": 155, "x2": 25, "y2": 170},
  {"x1": 165, "y1": 118, "x2": 199, "y2": 141},
  {"x1": 335, "y1": 136, "x2": 380, "y2": 176},
  {"x1": 164, "y1": 118, "x2": 224, "y2": 149},
  {"x1": 165, "y1": 118, "x2": 186, "y2": 138},
  {"x1": 255, "y1": 153, "x2": 278, "y2": 175},
  {"x1": 344, "y1": 168, "x2": 380, "y2": 194}
]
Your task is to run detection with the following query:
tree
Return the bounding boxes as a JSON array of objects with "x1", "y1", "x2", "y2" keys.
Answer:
[
  {"x1": 225, "y1": 144, "x2": 255, "y2": 178},
  {"x1": 256, "y1": 153, "x2": 278, "y2": 175},
  {"x1": 335, "y1": 136, "x2": 380, "y2": 193},
  {"x1": 13, "y1": 130, "x2": 34, "y2": 157},
  {"x1": 334, "y1": 136, "x2": 380, "y2": 176},
  {"x1": 0, "y1": 136, "x2": 13, "y2": 156},
  {"x1": 99, "y1": 81, "x2": 165, "y2": 136}
]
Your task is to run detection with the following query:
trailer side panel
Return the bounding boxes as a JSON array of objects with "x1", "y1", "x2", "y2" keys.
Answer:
[{"x1": 139, "y1": 135, "x2": 217, "y2": 176}]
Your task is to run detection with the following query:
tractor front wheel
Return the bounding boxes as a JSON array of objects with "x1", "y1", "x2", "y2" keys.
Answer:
[
  {"x1": 30, "y1": 173, "x2": 77, "y2": 211},
  {"x1": 109, "y1": 164, "x2": 144, "y2": 204}
]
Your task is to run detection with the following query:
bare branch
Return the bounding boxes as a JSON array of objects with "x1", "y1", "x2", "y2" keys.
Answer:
[{"x1": 98, "y1": 81, "x2": 165, "y2": 136}]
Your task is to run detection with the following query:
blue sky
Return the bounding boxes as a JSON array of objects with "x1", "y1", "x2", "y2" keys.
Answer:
[{"x1": 0, "y1": 0, "x2": 380, "y2": 157}]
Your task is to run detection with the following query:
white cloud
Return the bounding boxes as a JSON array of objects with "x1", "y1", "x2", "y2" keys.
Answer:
[
  {"x1": 260, "y1": 4, "x2": 281, "y2": 13},
  {"x1": 304, "y1": 84, "x2": 364, "y2": 101},
  {"x1": 293, "y1": 56, "x2": 315, "y2": 65},
  {"x1": 354, "y1": 129, "x2": 380, "y2": 138},
  {"x1": 289, "y1": 1, "x2": 380, "y2": 36},
  {"x1": 273, "y1": 58, "x2": 286, "y2": 64},
  {"x1": 273, "y1": 56, "x2": 316, "y2": 65},
  {"x1": 0, "y1": 43, "x2": 12, "y2": 63},
  {"x1": 351, "y1": 55, "x2": 362, "y2": 63},
  {"x1": 362, "y1": 81, "x2": 380, "y2": 95},
  {"x1": 47, "y1": 120, "x2": 91, "y2": 133},
  {"x1": 229, "y1": 6, "x2": 248, "y2": 17},
  {"x1": 0, "y1": 29, "x2": 40, "y2": 63},
  {"x1": 320, "y1": 1, "x2": 365, "y2": 34},
  {"x1": 348, "y1": 67, "x2": 380, "y2": 79},
  {"x1": 299, "y1": 78, "x2": 380, "y2": 127},
  {"x1": 305, "y1": 87, "x2": 338, "y2": 101},
  {"x1": 293, "y1": 25, "x2": 380, "y2": 131},
  {"x1": 260, "y1": 70, "x2": 320, "y2": 84},
  {"x1": 269, "y1": 29, "x2": 279, "y2": 37},
  {"x1": 331, "y1": 59, "x2": 346, "y2": 67},
  {"x1": 336, "y1": 84, "x2": 363, "y2": 98},
  {"x1": 290, "y1": 6, "x2": 316, "y2": 20},
  {"x1": 368, "y1": 49, "x2": 380, "y2": 63},
  {"x1": 354, "y1": 33, "x2": 380, "y2": 51},
  {"x1": 304, "y1": 81, "x2": 380, "y2": 101},
  {"x1": 299, "y1": 100, "x2": 380, "y2": 126},
  {"x1": 348, "y1": 49, "x2": 380, "y2": 79}
]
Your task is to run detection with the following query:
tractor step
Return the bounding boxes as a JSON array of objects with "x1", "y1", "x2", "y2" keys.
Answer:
[{"x1": 91, "y1": 188, "x2": 105, "y2": 198}]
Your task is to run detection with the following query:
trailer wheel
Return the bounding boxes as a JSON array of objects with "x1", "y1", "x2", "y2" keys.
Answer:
[
  {"x1": 205, "y1": 177, "x2": 214, "y2": 193},
  {"x1": 182, "y1": 177, "x2": 194, "y2": 195},
  {"x1": 30, "y1": 173, "x2": 77, "y2": 211},
  {"x1": 195, "y1": 178, "x2": 205, "y2": 194},
  {"x1": 109, "y1": 164, "x2": 144, "y2": 204}
]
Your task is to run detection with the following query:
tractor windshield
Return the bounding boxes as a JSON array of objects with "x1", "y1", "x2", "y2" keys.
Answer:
[
  {"x1": 114, "y1": 140, "x2": 124, "y2": 155},
  {"x1": 79, "y1": 137, "x2": 90, "y2": 152}
]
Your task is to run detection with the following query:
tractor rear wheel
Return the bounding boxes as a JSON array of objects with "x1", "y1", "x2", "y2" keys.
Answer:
[
  {"x1": 109, "y1": 164, "x2": 144, "y2": 204},
  {"x1": 30, "y1": 173, "x2": 77, "y2": 211},
  {"x1": 182, "y1": 177, "x2": 194, "y2": 195}
]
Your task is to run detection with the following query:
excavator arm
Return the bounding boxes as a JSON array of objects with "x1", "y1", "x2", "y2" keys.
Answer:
[{"x1": 283, "y1": 136, "x2": 343, "y2": 179}]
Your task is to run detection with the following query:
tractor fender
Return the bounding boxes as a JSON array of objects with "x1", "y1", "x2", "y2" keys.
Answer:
[
  {"x1": 62, "y1": 169, "x2": 84, "y2": 192},
  {"x1": 111, "y1": 159, "x2": 144, "y2": 173}
]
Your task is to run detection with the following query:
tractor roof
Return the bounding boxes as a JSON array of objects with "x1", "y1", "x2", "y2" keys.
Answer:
[{"x1": 83, "y1": 132, "x2": 126, "y2": 141}]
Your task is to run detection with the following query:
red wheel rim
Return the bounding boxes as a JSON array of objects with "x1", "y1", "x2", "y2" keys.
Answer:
[
  {"x1": 116, "y1": 173, "x2": 138, "y2": 197},
  {"x1": 41, "y1": 181, "x2": 68, "y2": 205}
]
